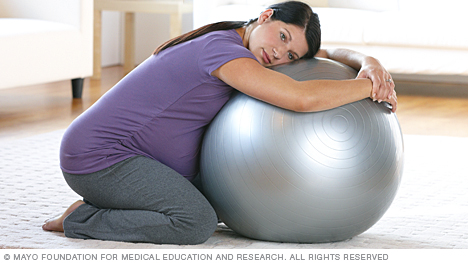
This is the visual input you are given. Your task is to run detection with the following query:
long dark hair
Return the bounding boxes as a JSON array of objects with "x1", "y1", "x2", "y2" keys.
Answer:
[{"x1": 153, "y1": 1, "x2": 321, "y2": 58}]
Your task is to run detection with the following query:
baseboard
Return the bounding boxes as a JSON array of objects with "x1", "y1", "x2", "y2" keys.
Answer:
[
  {"x1": 392, "y1": 73, "x2": 468, "y2": 85},
  {"x1": 394, "y1": 79, "x2": 468, "y2": 98}
]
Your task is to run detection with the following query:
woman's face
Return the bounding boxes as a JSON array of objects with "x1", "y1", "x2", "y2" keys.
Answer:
[{"x1": 247, "y1": 10, "x2": 309, "y2": 67}]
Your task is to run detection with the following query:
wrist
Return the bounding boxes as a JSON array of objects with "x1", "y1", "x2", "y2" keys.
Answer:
[
  {"x1": 359, "y1": 78, "x2": 373, "y2": 99},
  {"x1": 361, "y1": 56, "x2": 381, "y2": 68}
]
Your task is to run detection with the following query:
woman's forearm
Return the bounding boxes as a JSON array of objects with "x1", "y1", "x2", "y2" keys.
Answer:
[
  {"x1": 317, "y1": 48, "x2": 367, "y2": 71},
  {"x1": 294, "y1": 78, "x2": 373, "y2": 112},
  {"x1": 214, "y1": 57, "x2": 396, "y2": 113}
]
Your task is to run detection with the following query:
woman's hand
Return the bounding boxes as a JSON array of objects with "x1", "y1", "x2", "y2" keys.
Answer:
[
  {"x1": 381, "y1": 89, "x2": 398, "y2": 113},
  {"x1": 356, "y1": 56, "x2": 395, "y2": 103},
  {"x1": 317, "y1": 49, "x2": 398, "y2": 111}
]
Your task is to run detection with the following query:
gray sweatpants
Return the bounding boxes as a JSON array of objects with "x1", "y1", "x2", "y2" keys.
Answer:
[{"x1": 62, "y1": 156, "x2": 218, "y2": 245}]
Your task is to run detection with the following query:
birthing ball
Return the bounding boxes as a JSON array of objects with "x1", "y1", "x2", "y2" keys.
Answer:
[{"x1": 200, "y1": 58, "x2": 404, "y2": 243}]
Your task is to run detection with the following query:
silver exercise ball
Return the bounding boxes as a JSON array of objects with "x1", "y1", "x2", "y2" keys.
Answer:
[{"x1": 200, "y1": 58, "x2": 404, "y2": 243}]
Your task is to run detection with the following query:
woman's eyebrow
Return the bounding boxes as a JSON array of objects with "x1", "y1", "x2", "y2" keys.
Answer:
[
  {"x1": 285, "y1": 28, "x2": 292, "y2": 41},
  {"x1": 284, "y1": 28, "x2": 300, "y2": 58}
]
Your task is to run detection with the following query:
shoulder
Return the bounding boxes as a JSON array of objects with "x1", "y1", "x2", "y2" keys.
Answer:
[
  {"x1": 197, "y1": 30, "x2": 257, "y2": 75},
  {"x1": 161, "y1": 29, "x2": 248, "y2": 59},
  {"x1": 198, "y1": 29, "x2": 254, "y2": 59},
  {"x1": 198, "y1": 29, "x2": 244, "y2": 48}
]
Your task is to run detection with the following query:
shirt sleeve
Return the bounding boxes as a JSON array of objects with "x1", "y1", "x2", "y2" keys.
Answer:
[{"x1": 197, "y1": 30, "x2": 258, "y2": 78}]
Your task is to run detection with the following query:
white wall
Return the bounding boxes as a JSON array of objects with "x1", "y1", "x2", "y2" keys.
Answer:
[{"x1": 100, "y1": 11, "x2": 193, "y2": 67}]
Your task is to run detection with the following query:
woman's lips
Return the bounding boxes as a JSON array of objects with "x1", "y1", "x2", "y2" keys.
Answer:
[{"x1": 262, "y1": 49, "x2": 271, "y2": 64}]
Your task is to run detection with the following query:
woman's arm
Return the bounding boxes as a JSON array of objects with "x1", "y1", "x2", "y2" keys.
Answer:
[
  {"x1": 212, "y1": 57, "x2": 397, "y2": 113},
  {"x1": 315, "y1": 48, "x2": 395, "y2": 103}
]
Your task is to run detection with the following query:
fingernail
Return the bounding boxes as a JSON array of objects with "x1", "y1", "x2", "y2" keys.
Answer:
[{"x1": 378, "y1": 100, "x2": 382, "y2": 103}]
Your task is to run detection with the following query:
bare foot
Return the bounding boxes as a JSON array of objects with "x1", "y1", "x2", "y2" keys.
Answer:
[{"x1": 42, "y1": 200, "x2": 85, "y2": 232}]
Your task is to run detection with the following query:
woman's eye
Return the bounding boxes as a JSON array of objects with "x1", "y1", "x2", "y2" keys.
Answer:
[
  {"x1": 280, "y1": 32, "x2": 286, "y2": 41},
  {"x1": 288, "y1": 52, "x2": 294, "y2": 60}
]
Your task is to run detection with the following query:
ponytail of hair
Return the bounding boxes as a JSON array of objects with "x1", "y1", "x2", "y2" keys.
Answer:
[
  {"x1": 153, "y1": 20, "x2": 254, "y2": 55},
  {"x1": 153, "y1": 1, "x2": 321, "y2": 58}
]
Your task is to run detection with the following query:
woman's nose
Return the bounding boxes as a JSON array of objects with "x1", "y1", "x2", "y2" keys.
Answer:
[
  {"x1": 273, "y1": 47, "x2": 286, "y2": 60},
  {"x1": 273, "y1": 48, "x2": 278, "y2": 59}
]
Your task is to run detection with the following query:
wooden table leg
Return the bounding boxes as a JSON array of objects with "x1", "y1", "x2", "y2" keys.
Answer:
[
  {"x1": 123, "y1": 12, "x2": 136, "y2": 74},
  {"x1": 92, "y1": 9, "x2": 102, "y2": 80},
  {"x1": 169, "y1": 8, "x2": 183, "y2": 39}
]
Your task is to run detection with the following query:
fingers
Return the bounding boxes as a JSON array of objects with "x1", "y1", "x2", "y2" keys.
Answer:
[
  {"x1": 356, "y1": 71, "x2": 368, "y2": 79},
  {"x1": 389, "y1": 93, "x2": 397, "y2": 112},
  {"x1": 371, "y1": 75, "x2": 395, "y2": 102},
  {"x1": 356, "y1": 58, "x2": 396, "y2": 110},
  {"x1": 358, "y1": 71, "x2": 380, "y2": 101},
  {"x1": 357, "y1": 67, "x2": 394, "y2": 102},
  {"x1": 391, "y1": 99, "x2": 397, "y2": 113},
  {"x1": 382, "y1": 76, "x2": 395, "y2": 100},
  {"x1": 383, "y1": 90, "x2": 398, "y2": 113},
  {"x1": 372, "y1": 78, "x2": 380, "y2": 101}
]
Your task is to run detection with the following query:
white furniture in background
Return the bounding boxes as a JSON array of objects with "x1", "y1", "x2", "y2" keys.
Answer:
[
  {"x1": 93, "y1": 0, "x2": 193, "y2": 78},
  {"x1": 193, "y1": 0, "x2": 468, "y2": 84},
  {"x1": 0, "y1": 0, "x2": 93, "y2": 98}
]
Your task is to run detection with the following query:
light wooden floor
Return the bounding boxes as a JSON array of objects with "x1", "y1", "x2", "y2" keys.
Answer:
[{"x1": 1, "y1": 66, "x2": 468, "y2": 143}]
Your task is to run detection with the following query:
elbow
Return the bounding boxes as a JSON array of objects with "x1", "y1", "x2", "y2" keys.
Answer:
[
  {"x1": 291, "y1": 95, "x2": 318, "y2": 113},
  {"x1": 287, "y1": 82, "x2": 325, "y2": 112},
  {"x1": 291, "y1": 94, "x2": 334, "y2": 113},
  {"x1": 291, "y1": 100, "x2": 309, "y2": 112}
]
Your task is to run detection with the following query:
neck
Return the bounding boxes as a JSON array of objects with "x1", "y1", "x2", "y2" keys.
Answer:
[{"x1": 236, "y1": 22, "x2": 256, "y2": 49}]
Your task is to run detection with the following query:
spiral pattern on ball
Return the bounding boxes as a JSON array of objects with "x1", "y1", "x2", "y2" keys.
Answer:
[{"x1": 200, "y1": 59, "x2": 404, "y2": 243}]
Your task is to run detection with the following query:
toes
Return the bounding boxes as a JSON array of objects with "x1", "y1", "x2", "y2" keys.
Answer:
[
  {"x1": 42, "y1": 217, "x2": 64, "y2": 232},
  {"x1": 42, "y1": 221, "x2": 54, "y2": 231}
]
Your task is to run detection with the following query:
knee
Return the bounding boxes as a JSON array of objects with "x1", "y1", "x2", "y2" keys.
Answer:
[
  {"x1": 141, "y1": 206, "x2": 217, "y2": 245},
  {"x1": 181, "y1": 204, "x2": 218, "y2": 245}
]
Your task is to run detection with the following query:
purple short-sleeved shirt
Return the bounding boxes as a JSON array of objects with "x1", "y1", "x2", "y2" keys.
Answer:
[{"x1": 60, "y1": 29, "x2": 258, "y2": 181}]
